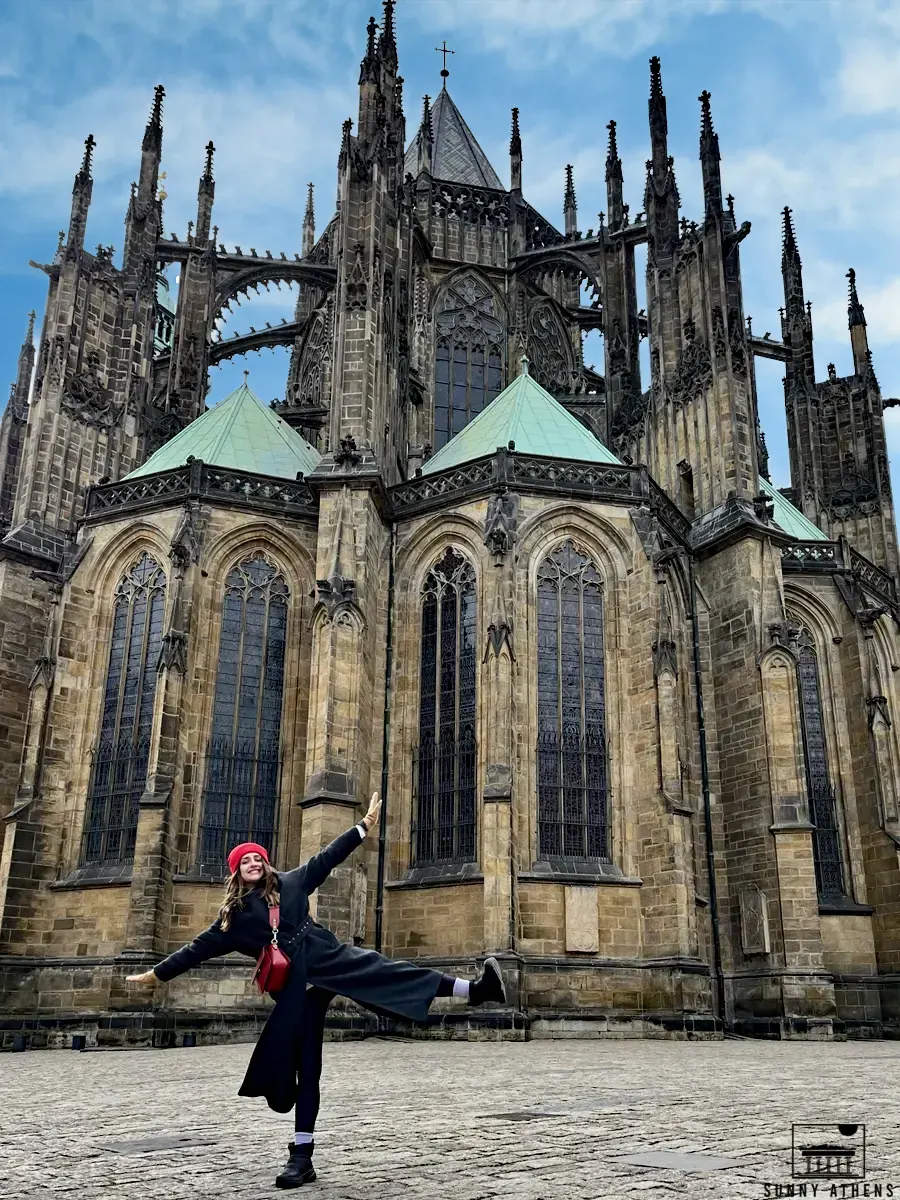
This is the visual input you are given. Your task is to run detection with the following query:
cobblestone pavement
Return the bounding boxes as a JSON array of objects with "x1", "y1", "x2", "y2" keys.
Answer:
[{"x1": 1, "y1": 1036, "x2": 898, "y2": 1200}]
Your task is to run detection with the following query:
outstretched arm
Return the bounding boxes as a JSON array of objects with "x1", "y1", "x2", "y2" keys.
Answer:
[
  {"x1": 298, "y1": 793, "x2": 382, "y2": 894},
  {"x1": 127, "y1": 920, "x2": 233, "y2": 987}
]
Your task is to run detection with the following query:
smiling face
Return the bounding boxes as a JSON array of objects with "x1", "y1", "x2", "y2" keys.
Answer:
[{"x1": 239, "y1": 852, "x2": 266, "y2": 886}]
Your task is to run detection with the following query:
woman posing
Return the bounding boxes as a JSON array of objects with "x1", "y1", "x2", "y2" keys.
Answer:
[{"x1": 127, "y1": 794, "x2": 506, "y2": 1188}]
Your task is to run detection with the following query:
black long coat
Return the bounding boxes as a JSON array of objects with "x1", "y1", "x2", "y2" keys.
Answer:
[{"x1": 154, "y1": 826, "x2": 443, "y2": 1111}]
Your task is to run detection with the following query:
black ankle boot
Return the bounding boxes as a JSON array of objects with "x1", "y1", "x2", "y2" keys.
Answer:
[
  {"x1": 468, "y1": 956, "x2": 507, "y2": 1006},
  {"x1": 275, "y1": 1141, "x2": 316, "y2": 1189}
]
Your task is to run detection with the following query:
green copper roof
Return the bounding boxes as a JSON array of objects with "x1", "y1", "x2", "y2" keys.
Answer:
[
  {"x1": 126, "y1": 382, "x2": 321, "y2": 480},
  {"x1": 421, "y1": 362, "x2": 620, "y2": 475},
  {"x1": 759, "y1": 475, "x2": 827, "y2": 540}
]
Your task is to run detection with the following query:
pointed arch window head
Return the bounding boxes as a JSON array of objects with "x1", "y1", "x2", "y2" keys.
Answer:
[
  {"x1": 413, "y1": 547, "x2": 477, "y2": 867},
  {"x1": 536, "y1": 540, "x2": 608, "y2": 861},
  {"x1": 796, "y1": 626, "x2": 846, "y2": 900},
  {"x1": 198, "y1": 554, "x2": 289, "y2": 873},
  {"x1": 434, "y1": 274, "x2": 504, "y2": 450},
  {"x1": 81, "y1": 553, "x2": 167, "y2": 869}
]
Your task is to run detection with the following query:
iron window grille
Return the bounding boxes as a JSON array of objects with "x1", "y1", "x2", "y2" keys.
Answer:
[
  {"x1": 536, "y1": 540, "x2": 609, "y2": 861},
  {"x1": 197, "y1": 555, "x2": 288, "y2": 873},
  {"x1": 81, "y1": 553, "x2": 167, "y2": 867},
  {"x1": 411, "y1": 548, "x2": 478, "y2": 866},
  {"x1": 797, "y1": 629, "x2": 846, "y2": 900}
]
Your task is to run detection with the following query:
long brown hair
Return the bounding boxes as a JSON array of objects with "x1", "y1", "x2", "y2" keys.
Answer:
[{"x1": 219, "y1": 860, "x2": 280, "y2": 931}]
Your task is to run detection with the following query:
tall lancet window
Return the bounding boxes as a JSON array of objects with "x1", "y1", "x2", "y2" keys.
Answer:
[
  {"x1": 413, "y1": 548, "x2": 477, "y2": 866},
  {"x1": 536, "y1": 541, "x2": 609, "y2": 860},
  {"x1": 81, "y1": 553, "x2": 167, "y2": 868},
  {"x1": 796, "y1": 627, "x2": 845, "y2": 899},
  {"x1": 198, "y1": 555, "x2": 288, "y2": 872},
  {"x1": 433, "y1": 274, "x2": 504, "y2": 449}
]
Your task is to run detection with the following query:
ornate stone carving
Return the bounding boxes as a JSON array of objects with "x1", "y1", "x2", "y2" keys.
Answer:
[
  {"x1": 61, "y1": 350, "x2": 122, "y2": 428},
  {"x1": 169, "y1": 502, "x2": 202, "y2": 569},
  {"x1": 335, "y1": 433, "x2": 361, "y2": 467},
  {"x1": 670, "y1": 317, "x2": 712, "y2": 408},
  {"x1": 483, "y1": 487, "x2": 519, "y2": 562},
  {"x1": 739, "y1": 885, "x2": 771, "y2": 955},
  {"x1": 434, "y1": 272, "x2": 503, "y2": 344},
  {"x1": 712, "y1": 305, "x2": 727, "y2": 362},
  {"x1": 768, "y1": 619, "x2": 802, "y2": 651},
  {"x1": 527, "y1": 299, "x2": 571, "y2": 394},
  {"x1": 345, "y1": 242, "x2": 368, "y2": 310}
]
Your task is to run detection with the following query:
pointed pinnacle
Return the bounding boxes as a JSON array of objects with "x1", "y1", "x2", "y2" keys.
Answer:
[
  {"x1": 699, "y1": 89, "x2": 714, "y2": 135},
  {"x1": 847, "y1": 268, "x2": 866, "y2": 328},
  {"x1": 606, "y1": 119, "x2": 619, "y2": 164},
  {"x1": 650, "y1": 56, "x2": 663, "y2": 102},
  {"x1": 79, "y1": 133, "x2": 96, "y2": 180},
  {"x1": 510, "y1": 106, "x2": 521, "y2": 155},
  {"x1": 203, "y1": 140, "x2": 215, "y2": 183},
  {"x1": 782, "y1": 206, "x2": 800, "y2": 263},
  {"x1": 142, "y1": 84, "x2": 165, "y2": 150},
  {"x1": 305, "y1": 182, "x2": 315, "y2": 221},
  {"x1": 422, "y1": 94, "x2": 433, "y2": 140},
  {"x1": 381, "y1": 0, "x2": 396, "y2": 45},
  {"x1": 366, "y1": 15, "x2": 377, "y2": 58},
  {"x1": 25, "y1": 310, "x2": 36, "y2": 345},
  {"x1": 564, "y1": 163, "x2": 576, "y2": 207}
]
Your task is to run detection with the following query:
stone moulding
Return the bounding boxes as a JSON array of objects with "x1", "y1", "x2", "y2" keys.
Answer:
[
  {"x1": 81, "y1": 460, "x2": 318, "y2": 524},
  {"x1": 781, "y1": 537, "x2": 899, "y2": 611}
]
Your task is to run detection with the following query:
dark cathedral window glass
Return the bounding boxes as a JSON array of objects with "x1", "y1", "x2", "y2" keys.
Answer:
[
  {"x1": 433, "y1": 274, "x2": 504, "y2": 450},
  {"x1": 412, "y1": 548, "x2": 477, "y2": 866},
  {"x1": 198, "y1": 555, "x2": 289, "y2": 873},
  {"x1": 536, "y1": 541, "x2": 608, "y2": 860},
  {"x1": 81, "y1": 553, "x2": 166, "y2": 867},
  {"x1": 796, "y1": 628, "x2": 846, "y2": 900}
]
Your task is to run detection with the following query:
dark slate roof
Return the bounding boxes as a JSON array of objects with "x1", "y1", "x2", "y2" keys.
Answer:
[{"x1": 404, "y1": 86, "x2": 504, "y2": 190}]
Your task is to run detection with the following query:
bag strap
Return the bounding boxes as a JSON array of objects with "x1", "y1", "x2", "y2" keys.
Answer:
[{"x1": 268, "y1": 903, "x2": 280, "y2": 944}]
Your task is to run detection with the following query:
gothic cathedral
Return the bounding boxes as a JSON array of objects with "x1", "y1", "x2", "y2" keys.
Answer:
[{"x1": 2, "y1": 2, "x2": 899, "y2": 1047}]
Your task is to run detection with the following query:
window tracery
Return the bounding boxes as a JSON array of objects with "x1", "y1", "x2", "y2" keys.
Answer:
[{"x1": 433, "y1": 274, "x2": 504, "y2": 449}]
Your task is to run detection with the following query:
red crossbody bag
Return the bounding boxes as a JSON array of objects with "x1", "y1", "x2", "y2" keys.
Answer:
[{"x1": 252, "y1": 904, "x2": 291, "y2": 995}]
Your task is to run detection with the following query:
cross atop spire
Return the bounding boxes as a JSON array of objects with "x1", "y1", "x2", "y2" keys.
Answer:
[
  {"x1": 202, "y1": 140, "x2": 215, "y2": 184},
  {"x1": 606, "y1": 119, "x2": 620, "y2": 166},
  {"x1": 510, "y1": 107, "x2": 521, "y2": 156},
  {"x1": 435, "y1": 39, "x2": 455, "y2": 82},
  {"x1": 650, "y1": 56, "x2": 664, "y2": 103},
  {"x1": 782, "y1": 206, "x2": 800, "y2": 266},
  {"x1": 379, "y1": 0, "x2": 397, "y2": 68}
]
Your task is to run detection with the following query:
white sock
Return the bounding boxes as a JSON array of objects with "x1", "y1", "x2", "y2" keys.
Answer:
[
  {"x1": 452, "y1": 978, "x2": 470, "y2": 1000},
  {"x1": 294, "y1": 1132, "x2": 314, "y2": 1145}
]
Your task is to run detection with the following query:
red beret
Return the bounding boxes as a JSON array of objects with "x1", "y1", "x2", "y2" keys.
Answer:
[{"x1": 227, "y1": 842, "x2": 270, "y2": 876}]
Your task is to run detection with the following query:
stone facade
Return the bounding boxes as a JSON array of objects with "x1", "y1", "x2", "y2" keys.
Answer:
[{"x1": 2, "y1": 1, "x2": 900, "y2": 1049}]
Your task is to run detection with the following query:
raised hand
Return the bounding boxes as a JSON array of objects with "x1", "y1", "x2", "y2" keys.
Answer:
[
  {"x1": 362, "y1": 792, "x2": 382, "y2": 833},
  {"x1": 125, "y1": 970, "x2": 158, "y2": 987}
]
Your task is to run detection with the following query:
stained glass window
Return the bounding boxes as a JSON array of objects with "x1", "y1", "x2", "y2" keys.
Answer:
[
  {"x1": 413, "y1": 548, "x2": 477, "y2": 866},
  {"x1": 81, "y1": 553, "x2": 167, "y2": 867},
  {"x1": 198, "y1": 555, "x2": 288, "y2": 872},
  {"x1": 796, "y1": 628, "x2": 845, "y2": 899},
  {"x1": 536, "y1": 541, "x2": 608, "y2": 860},
  {"x1": 433, "y1": 274, "x2": 504, "y2": 450}
]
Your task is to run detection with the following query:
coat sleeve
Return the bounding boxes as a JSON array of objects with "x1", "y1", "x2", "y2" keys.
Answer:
[
  {"x1": 288, "y1": 826, "x2": 365, "y2": 895},
  {"x1": 152, "y1": 919, "x2": 234, "y2": 982}
]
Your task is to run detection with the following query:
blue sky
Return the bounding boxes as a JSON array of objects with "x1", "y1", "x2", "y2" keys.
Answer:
[{"x1": 2, "y1": 0, "x2": 900, "y2": 492}]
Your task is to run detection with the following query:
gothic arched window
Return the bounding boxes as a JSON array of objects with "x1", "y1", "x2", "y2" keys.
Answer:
[
  {"x1": 413, "y1": 548, "x2": 477, "y2": 866},
  {"x1": 433, "y1": 274, "x2": 504, "y2": 449},
  {"x1": 796, "y1": 627, "x2": 845, "y2": 899},
  {"x1": 198, "y1": 555, "x2": 289, "y2": 872},
  {"x1": 536, "y1": 541, "x2": 608, "y2": 860},
  {"x1": 81, "y1": 553, "x2": 167, "y2": 868}
]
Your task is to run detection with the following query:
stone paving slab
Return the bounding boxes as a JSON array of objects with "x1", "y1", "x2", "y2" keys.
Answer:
[{"x1": 0, "y1": 1037, "x2": 898, "y2": 1199}]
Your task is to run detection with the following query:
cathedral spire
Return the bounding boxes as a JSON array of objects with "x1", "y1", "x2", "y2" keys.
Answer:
[
  {"x1": 14, "y1": 311, "x2": 36, "y2": 414},
  {"x1": 698, "y1": 89, "x2": 722, "y2": 218},
  {"x1": 649, "y1": 55, "x2": 668, "y2": 177},
  {"x1": 564, "y1": 163, "x2": 578, "y2": 237},
  {"x1": 379, "y1": 0, "x2": 397, "y2": 68},
  {"x1": 781, "y1": 207, "x2": 814, "y2": 388},
  {"x1": 781, "y1": 206, "x2": 805, "y2": 318},
  {"x1": 143, "y1": 84, "x2": 164, "y2": 155},
  {"x1": 195, "y1": 140, "x2": 215, "y2": 243},
  {"x1": 360, "y1": 15, "x2": 378, "y2": 83},
  {"x1": 847, "y1": 268, "x2": 870, "y2": 376},
  {"x1": 303, "y1": 182, "x2": 316, "y2": 258},
  {"x1": 605, "y1": 119, "x2": 624, "y2": 232},
  {"x1": 509, "y1": 107, "x2": 522, "y2": 191},
  {"x1": 67, "y1": 133, "x2": 95, "y2": 253}
]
